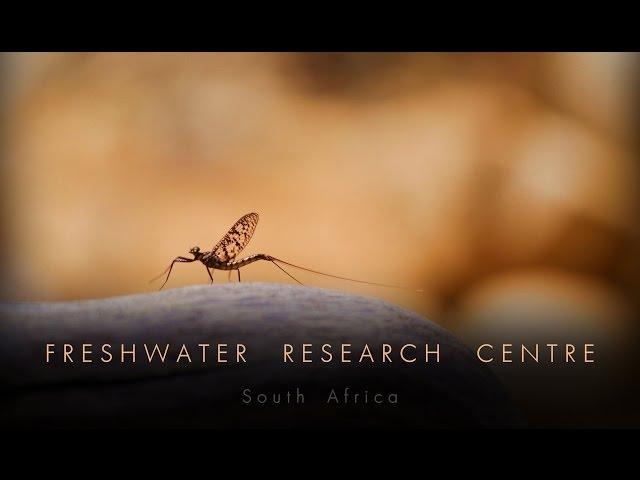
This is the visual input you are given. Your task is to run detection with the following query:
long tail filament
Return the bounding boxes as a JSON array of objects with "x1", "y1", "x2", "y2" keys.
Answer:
[{"x1": 269, "y1": 256, "x2": 422, "y2": 292}]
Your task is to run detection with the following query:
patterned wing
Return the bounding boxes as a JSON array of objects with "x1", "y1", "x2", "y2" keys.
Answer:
[{"x1": 212, "y1": 213, "x2": 260, "y2": 262}]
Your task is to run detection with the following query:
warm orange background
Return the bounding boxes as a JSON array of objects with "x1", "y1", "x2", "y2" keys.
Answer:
[{"x1": 1, "y1": 53, "x2": 638, "y2": 341}]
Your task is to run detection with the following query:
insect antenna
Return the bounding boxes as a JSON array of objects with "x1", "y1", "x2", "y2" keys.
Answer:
[{"x1": 269, "y1": 257, "x2": 423, "y2": 292}]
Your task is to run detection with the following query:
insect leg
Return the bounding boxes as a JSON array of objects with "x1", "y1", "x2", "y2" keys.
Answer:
[
  {"x1": 151, "y1": 256, "x2": 195, "y2": 290},
  {"x1": 206, "y1": 266, "x2": 214, "y2": 284},
  {"x1": 237, "y1": 269, "x2": 241, "y2": 282},
  {"x1": 227, "y1": 270, "x2": 232, "y2": 282}
]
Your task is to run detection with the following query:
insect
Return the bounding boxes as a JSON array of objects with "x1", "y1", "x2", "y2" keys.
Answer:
[{"x1": 151, "y1": 212, "x2": 419, "y2": 291}]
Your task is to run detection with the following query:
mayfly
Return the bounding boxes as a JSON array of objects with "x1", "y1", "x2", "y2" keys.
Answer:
[{"x1": 150, "y1": 212, "x2": 420, "y2": 292}]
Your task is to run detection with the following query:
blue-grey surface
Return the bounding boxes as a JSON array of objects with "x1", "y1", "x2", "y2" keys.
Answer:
[{"x1": 0, "y1": 283, "x2": 522, "y2": 427}]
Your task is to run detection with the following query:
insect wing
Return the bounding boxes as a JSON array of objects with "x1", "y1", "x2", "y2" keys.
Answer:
[{"x1": 212, "y1": 213, "x2": 260, "y2": 262}]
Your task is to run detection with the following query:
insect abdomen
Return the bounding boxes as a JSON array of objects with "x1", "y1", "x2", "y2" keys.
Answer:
[{"x1": 205, "y1": 253, "x2": 271, "y2": 270}]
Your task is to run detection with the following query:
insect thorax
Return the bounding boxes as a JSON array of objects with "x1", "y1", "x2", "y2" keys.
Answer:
[{"x1": 201, "y1": 252, "x2": 225, "y2": 268}]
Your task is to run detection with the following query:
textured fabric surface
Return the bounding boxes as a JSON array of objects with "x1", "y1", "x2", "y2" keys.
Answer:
[{"x1": 0, "y1": 283, "x2": 522, "y2": 427}]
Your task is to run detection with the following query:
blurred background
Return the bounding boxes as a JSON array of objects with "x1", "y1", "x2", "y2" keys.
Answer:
[{"x1": 1, "y1": 53, "x2": 639, "y2": 425}]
